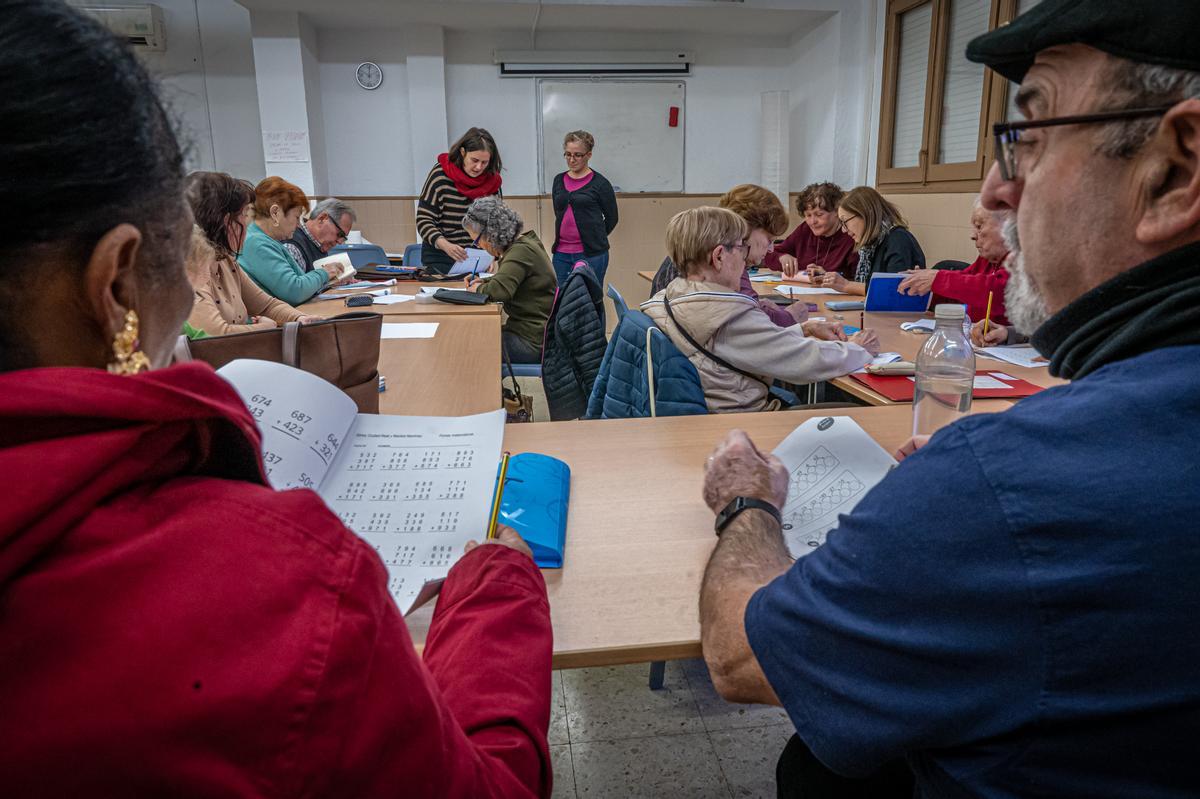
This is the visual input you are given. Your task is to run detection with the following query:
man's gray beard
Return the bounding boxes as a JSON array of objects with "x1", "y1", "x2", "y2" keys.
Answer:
[{"x1": 1002, "y1": 215, "x2": 1051, "y2": 335}]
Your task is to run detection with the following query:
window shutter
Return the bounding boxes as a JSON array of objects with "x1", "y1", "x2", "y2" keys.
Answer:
[
  {"x1": 937, "y1": 0, "x2": 990, "y2": 163},
  {"x1": 891, "y1": 3, "x2": 934, "y2": 169}
]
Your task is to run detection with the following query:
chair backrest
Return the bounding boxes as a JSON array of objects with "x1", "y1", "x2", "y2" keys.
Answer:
[
  {"x1": 403, "y1": 243, "x2": 423, "y2": 268},
  {"x1": 584, "y1": 308, "x2": 707, "y2": 419},
  {"x1": 607, "y1": 283, "x2": 629, "y2": 322}
]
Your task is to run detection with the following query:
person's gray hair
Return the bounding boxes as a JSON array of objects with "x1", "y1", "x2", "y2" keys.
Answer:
[
  {"x1": 462, "y1": 195, "x2": 523, "y2": 250},
  {"x1": 310, "y1": 197, "x2": 357, "y2": 226},
  {"x1": 972, "y1": 195, "x2": 1004, "y2": 222},
  {"x1": 1098, "y1": 58, "x2": 1200, "y2": 159}
]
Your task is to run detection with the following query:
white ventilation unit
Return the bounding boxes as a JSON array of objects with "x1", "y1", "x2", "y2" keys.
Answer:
[
  {"x1": 494, "y1": 50, "x2": 691, "y2": 77},
  {"x1": 81, "y1": 4, "x2": 167, "y2": 51}
]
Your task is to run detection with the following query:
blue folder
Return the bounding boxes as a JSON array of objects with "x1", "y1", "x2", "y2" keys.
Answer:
[
  {"x1": 865, "y1": 273, "x2": 931, "y2": 312},
  {"x1": 494, "y1": 453, "x2": 570, "y2": 568}
]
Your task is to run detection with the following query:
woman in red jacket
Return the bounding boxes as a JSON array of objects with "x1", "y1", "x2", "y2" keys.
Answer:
[
  {"x1": 898, "y1": 201, "x2": 1012, "y2": 326},
  {"x1": 0, "y1": 2, "x2": 552, "y2": 796}
]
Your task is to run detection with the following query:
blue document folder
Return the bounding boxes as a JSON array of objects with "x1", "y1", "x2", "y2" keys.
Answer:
[
  {"x1": 865, "y1": 273, "x2": 931, "y2": 312},
  {"x1": 494, "y1": 453, "x2": 570, "y2": 568}
]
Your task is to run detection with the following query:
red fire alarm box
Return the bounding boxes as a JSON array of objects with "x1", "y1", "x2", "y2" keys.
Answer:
[{"x1": 668, "y1": 106, "x2": 680, "y2": 127}]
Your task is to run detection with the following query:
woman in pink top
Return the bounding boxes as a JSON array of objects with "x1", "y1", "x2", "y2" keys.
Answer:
[{"x1": 550, "y1": 130, "x2": 619, "y2": 285}]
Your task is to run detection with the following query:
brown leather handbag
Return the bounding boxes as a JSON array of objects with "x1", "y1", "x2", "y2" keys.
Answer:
[{"x1": 174, "y1": 312, "x2": 383, "y2": 413}]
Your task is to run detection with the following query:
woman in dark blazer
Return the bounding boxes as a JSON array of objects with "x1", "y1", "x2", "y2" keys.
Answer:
[{"x1": 550, "y1": 130, "x2": 618, "y2": 286}]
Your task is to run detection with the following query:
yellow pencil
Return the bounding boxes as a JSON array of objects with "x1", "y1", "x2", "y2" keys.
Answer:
[
  {"x1": 486, "y1": 451, "x2": 511, "y2": 540},
  {"x1": 983, "y1": 291, "x2": 994, "y2": 337}
]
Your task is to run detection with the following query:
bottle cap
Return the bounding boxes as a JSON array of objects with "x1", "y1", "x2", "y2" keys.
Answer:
[{"x1": 934, "y1": 303, "x2": 965, "y2": 320}]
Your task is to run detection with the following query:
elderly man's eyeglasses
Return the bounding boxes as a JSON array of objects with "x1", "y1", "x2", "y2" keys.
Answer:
[
  {"x1": 992, "y1": 104, "x2": 1176, "y2": 182},
  {"x1": 325, "y1": 213, "x2": 349, "y2": 242}
]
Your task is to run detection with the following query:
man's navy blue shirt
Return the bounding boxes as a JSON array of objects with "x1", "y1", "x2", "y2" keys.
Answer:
[{"x1": 746, "y1": 344, "x2": 1200, "y2": 797}]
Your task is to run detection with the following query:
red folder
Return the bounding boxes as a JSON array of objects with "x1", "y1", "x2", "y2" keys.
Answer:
[{"x1": 848, "y1": 371, "x2": 1045, "y2": 401}]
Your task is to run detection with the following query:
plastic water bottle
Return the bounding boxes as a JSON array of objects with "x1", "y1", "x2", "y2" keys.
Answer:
[
  {"x1": 960, "y1": 305, "x2": 972, "y2": 339},
  {"x1": 913, "y1": 304, "x2": 976, "y2": 436}
]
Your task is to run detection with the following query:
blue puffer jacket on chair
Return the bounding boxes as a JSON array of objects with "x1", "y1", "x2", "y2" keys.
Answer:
[
  {"x1": 585, "y1": 309, "x2": 708, "y2": 419},
  {"x1": 542, "y1": 265, "x2": 608, "y2": 421}
]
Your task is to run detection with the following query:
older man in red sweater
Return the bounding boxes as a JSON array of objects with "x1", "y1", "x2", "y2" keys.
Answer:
[{"x1": 899, "y1": 202, "x2": 1011, "y2": 326}]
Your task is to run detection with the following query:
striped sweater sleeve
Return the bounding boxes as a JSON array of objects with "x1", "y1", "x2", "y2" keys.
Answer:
[{"x1": 416, "y1": 166, "x2": 446, "y2": 244}]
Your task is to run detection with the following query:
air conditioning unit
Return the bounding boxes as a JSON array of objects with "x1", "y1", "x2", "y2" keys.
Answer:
[
  {"x1": 80, "y1": 4, "x2": 167, "y2": 51},
  {"x1": 494, "y1": 50, "x2": 692, "y2": 77}
]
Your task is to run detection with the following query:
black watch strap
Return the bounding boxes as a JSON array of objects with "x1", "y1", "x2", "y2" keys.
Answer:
[{"x1": 714, "y1": 496, "x2": 782, "y2": 536}]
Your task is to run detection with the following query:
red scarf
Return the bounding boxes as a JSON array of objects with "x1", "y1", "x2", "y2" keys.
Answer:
[{"x1": 437, "y1": 152, "x2": 502, "y2": 199}]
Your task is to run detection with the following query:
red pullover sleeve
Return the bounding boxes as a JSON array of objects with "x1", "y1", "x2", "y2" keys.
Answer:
[
  {"x1": 931, "y1": 257, "x2": 1011, "y2": 325},
  {"x1": 761, "y1": 225, "x2": 804, "y2": 271},
  {"x1": 294, "y1": 540, "x2": 552, "y2": 798},
  {"x1": 740, "y1": 268, "x2": 797, "y2": 328}
]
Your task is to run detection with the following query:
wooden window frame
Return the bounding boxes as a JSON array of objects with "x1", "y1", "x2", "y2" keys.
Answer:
[{"x1": 877, "y1": 0, "x2": 1020, "y2": 193}]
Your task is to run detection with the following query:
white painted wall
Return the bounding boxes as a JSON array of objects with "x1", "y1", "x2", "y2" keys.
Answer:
[
  {"x1": 71, "y1": 0, "x2": 265, "y2": 179},
  {"x1": 442, "y1": 28, "x2": 804, "y2": 195},
  {"x1": 317, "y1": 29, "x2": 414, "y2": 195}
]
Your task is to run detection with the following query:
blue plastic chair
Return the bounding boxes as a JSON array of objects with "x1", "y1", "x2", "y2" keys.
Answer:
[
  {"x1": 607, "y1": 283, "x2": 629, "y2": 322},
  {"x1": 502, "y1": 362, "x2": 543, "y2": 379},
  {"x1": 403, "y1": 243, "x2": 422, "y2": 267}
]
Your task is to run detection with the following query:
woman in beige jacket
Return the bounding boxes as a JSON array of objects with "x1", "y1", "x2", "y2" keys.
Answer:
[
  {"x1": 184, "y1": 172, "x2": 314, "y2": 336},
  {"x1": 642, "y1": 207, "x2": 879, "y2": 413}
]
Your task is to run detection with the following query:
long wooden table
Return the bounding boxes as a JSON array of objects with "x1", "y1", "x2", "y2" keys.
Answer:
[
  {"x1": 376, "y1": 313, "x2": 502, "y2": 415},
  {"x1": 636, "y1": 268, "x2": 852, "y2": 301},
  {"x1": 404, "y1": 402, "x2": 1009, "y2": 668}
]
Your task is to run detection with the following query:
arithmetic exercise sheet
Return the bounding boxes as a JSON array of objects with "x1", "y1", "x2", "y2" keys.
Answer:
[
  {"x1": 771, "y1": 416, "x2": 897, "y2": 558},
  {"x1": 216, "y1": 360, "x2": 506, "y2": 613},
  {"x1": 320, "y1": 411, "x2": 504, "y2": 612}
]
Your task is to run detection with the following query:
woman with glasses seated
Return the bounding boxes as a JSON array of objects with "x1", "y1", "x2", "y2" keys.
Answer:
[
  {"x1": 0, "y1": 3, "x2": 553, "y2": 794},
  {"x1": 809, "y1": 186, "x2": 926, "y2": 295},
  {"x1": 238, "y1": 176, "x2": 344, "y2": 305},
  {"x1": 642, "y1": 207, "x2": 879, "y2": 413},
  {"x1": 185, "y1": 171, "x2": 317, "y2": 336},
  {"x1": 462, "y1": 196, "x2": 556, "y2": 364},
  {"x1": 550, "y1": 130, "x2": 618, "y2": 286}
]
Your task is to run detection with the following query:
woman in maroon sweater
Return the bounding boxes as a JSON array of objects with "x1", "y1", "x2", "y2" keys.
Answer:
[
  {"x1": 0, "y1": 3, "x2": 552, "y2": 796},
  {"x1": 762, "y1": 182, "x2": 860, "y2": 279}
]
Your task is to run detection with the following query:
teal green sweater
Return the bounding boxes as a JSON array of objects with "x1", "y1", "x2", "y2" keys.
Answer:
[{"x1": 238, "y1": 222, "x2": 328, "y2": 305}]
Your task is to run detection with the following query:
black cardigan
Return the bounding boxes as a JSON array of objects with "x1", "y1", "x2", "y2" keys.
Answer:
[
  {"x1": 551, "y1": 170, "x2": 619, "y2": 257},
  {"x1": 863, "y1": 226, "x2": 926, "y2": 285}
]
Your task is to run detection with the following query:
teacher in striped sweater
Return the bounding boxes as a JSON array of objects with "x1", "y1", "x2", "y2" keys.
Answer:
[{"x1": 416, "y1": 127, "x2": 503, "y2": 274}]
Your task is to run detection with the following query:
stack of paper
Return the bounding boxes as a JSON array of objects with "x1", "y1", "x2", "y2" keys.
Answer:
[{"x1": 976, "y1": 345, "x2": 1048, "y2": 368}]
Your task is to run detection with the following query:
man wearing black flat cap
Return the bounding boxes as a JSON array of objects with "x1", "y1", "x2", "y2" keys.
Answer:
[{"x1": 695, "y1": 2, "x2": 1200, "y2": 797}]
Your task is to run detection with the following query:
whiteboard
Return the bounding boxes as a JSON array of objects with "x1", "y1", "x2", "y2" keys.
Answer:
[{"x1": 538, "y1": 80, "x2": 685, "y2": 193}]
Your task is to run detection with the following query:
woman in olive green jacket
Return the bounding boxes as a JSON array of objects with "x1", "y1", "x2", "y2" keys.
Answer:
[{"x1": 462, "y1": 196, "x2": 557, "y2": 363}]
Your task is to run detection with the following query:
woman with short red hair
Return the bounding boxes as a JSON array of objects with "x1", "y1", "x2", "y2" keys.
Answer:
[{"x1": 238, "y1": 176, "x2": 340, "y2": 304}]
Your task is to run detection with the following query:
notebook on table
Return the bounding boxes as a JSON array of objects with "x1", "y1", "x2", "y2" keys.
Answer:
[{"x1": 865, "y1": 273, "x2": 930, "y2": 312}]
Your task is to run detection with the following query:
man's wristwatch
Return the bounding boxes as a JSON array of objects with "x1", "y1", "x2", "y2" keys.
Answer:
[{"x1": 714, "y1": 497, "x2": 782, "y2": 536}]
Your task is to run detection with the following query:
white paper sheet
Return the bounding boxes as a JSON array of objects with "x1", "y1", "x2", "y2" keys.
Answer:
[
  {"x1": 314, "y1": 287, "x2": 390, "y2": 301},
  {"x1": 215, "y1": 359, "x2": 507, "y2": 614},
  {"x1": 342, "y1": 279, "x2": 397, "y2": 290},
  {"x1": 373, "y1": 294, "x2": 415, "y2": 305},
  {"x1": 900, "y1": 319, "x2": 937, "y2": 333},
  {"x1": 381, "y1": 322, "x2": 439, "y2": 339},
  {"x1": 318, "y1": 410, "x2": 506, "y2": 613},
  {"x1": 988, "y1": 372, "x2": 1016, "y2": 381},
  {"x1": 976, "y1": 345, "x2": 1048, "y2": 368},
  {"x1": 775, "y1": 285, "x2": 840, "y2": 296},
  {"x1": 313, "y1": 252, "x2": 355, "y2": 281},
  {"x1": 448, "y1": 247, "x2": 495, "y2": 276},
  {"x1": 216, "y1": 360, "x2": 358, "y2": 491},
  {"x1": 749, "y1": 273, "x2": 782, "y2": 282},
  {"x1": 772, "y1": 416, "x2": 897, "y2": 558}
]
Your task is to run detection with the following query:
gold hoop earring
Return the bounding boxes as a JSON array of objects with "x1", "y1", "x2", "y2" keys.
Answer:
[{"x1": 107, "y1": 310, "x2": 151, "y2": 376}]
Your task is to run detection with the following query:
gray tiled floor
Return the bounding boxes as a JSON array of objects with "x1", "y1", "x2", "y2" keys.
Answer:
[{"x1": 550, "y1": 658, "x2": 794, "y2": 798}]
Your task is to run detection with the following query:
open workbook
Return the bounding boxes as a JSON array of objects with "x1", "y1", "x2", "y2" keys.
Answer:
[
  {"x1": 771, "y1": 416, "x2": 898, "y2": 557},
  {"x1": 216, "y1": 360, "x2": 505, "y2": 613}
]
